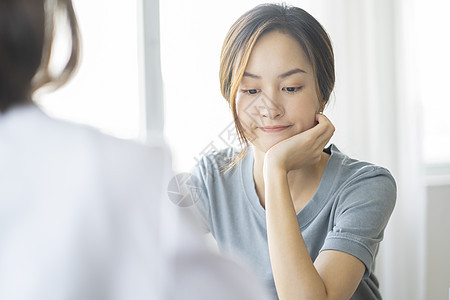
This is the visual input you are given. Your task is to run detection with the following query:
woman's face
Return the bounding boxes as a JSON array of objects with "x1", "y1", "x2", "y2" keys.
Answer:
[{"x1": 236, "y1": 30, "x2": 321, "y2": 153}]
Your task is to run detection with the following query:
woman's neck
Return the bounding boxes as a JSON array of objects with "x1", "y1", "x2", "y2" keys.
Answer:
[{"x1": 252, "y1": 147, "x2": 329, "y2": 212}]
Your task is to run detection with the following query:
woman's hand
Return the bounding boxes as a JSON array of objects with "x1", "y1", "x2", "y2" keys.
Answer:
[
  {"x1": 263, "y1": 114, "x2": 336, "y2": 299},
  {"x1": 263, "y1": 114, "x2": 335, "y2": 175}
]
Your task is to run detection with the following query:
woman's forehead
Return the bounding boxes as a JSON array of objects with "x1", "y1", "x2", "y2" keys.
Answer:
[{"x1": 244, "y1": 31, "x2": 313, "y2": 76}]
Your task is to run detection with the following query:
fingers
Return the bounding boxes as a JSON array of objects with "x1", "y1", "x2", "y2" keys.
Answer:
[
  {"x1": 316, "y1": 114, "x2": 335, "y2": 134},
  {"x1": 313, "y1": 113, "x2": 335, "y2": 147},
  {"x1": 285, "y1": 113, "x2": 335, "y2": 152},
  {"x1": 310, "y1": 114, "x2": 334, "y2": 137},
  {"x1": 315, "y1": 113, "x2": 333, "y2": 128},
  {"x1": 269, "y1": 114, "x2": 335, "y2": 171}
]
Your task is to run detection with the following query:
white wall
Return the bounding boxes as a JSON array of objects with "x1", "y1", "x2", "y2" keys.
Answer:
[{"x1": 426, "y1": 184, "x2": 450, "y2": 300}]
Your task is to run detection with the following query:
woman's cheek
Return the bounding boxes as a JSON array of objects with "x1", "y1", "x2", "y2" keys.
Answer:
[
  {"x1": 236, "y1": 93, "x2": 248, "y2": 114},
  {"x1": 294, "y1": 111, "x2": 318, "y2": 133},
  {"x1": 236, "y1": 98, "x2": 252, "y2": 128}
]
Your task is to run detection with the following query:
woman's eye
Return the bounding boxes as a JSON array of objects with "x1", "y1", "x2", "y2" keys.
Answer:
[
  {"x1": 283, "y1": 86, "x2": 303, "y2": 93},
  {"x1": 243, "y1": 89, "x2": 260, "y2": 95}
]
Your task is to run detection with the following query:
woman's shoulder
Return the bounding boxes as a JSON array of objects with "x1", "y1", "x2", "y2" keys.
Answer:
[
  {"x1": 330, "y1": 144, "x2": 394, "y2": 178},
  {"x1": 192, "y1": 147, "x2": 243, "y2": 182},
  {"x1": 328, "y1": 144, "x2": 396, "y2": 192},
  {"x1": 196, "y1": 147, "x2": 237, "y2": 169}
]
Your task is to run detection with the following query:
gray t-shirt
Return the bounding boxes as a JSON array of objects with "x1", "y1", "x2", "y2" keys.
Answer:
[{"x1": 190, "y1": 144, "x2": 396, "y2": 299}]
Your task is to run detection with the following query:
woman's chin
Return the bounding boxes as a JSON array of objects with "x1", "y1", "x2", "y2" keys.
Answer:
[{"x1": 254, "y1": 138, "x2": 287, "y2": 153}]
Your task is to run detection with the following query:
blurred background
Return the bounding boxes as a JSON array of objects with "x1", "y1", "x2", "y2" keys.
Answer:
[{"x1": 35, "y1": 0, "x2": 450, "y2": 299}]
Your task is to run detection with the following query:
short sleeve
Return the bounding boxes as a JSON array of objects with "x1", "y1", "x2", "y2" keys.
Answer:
[{"x1": 320, "y1": 167, "x2": 396, "y2": 277}]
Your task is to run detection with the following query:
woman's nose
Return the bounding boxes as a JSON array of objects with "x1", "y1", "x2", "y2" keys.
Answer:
[{"x1": 256, "y1": 92, "x2": 284, "y2": 119}]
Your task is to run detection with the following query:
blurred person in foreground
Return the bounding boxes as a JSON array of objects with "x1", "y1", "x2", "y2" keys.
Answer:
[{"x1": 0, "y1": 0, "x2": 269, "y2": 299}]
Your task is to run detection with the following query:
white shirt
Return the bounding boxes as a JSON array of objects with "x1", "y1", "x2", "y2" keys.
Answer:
[{"x1": 0, "y1": 104, "x2": 268, "y2": 300}]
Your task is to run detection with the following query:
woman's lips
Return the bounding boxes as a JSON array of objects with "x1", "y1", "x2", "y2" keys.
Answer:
[{"x1": 259, "y1": 125, "x2": 292, "y2": 133}]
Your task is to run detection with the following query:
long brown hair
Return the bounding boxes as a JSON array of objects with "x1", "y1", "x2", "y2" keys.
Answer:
[
  {"x1": 0, "y1": 0, "x2": 80, "y2": 112},
  {"x1": 219, "y1": 3, "x2": 335, "y2": 170}
]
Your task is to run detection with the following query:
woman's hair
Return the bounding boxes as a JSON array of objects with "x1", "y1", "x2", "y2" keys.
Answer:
[
  {"x1": 219, "y1": 3, "x2": 335, "y2": 170},
  {"x1": 0, "y1": 0, "x2": 80, "y2": 113}
]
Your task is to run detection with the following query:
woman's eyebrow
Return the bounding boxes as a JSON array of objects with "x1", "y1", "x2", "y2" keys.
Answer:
[
  {"x1": 278, "y1": 68, "x2": 307, "y2": 79},
  {"x1": 243, "y1": 68, "x2": 307, "y2": 79},
  {"x1": 243, "y1": 71, "x2": 261, "y2": 79}
]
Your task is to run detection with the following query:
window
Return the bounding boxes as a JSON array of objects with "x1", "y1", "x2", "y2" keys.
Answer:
[
  {"x1": 417, "y1": 0, "x2": 450, "y2": 165},
  {"x1": 36, "y1": 1, "x2": 142, "y2": 141}
]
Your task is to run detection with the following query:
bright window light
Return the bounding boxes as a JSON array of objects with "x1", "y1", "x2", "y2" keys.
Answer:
[
  {"x1": 417, "y1": 0, "x2": 450, "y2": 164},
  {"x1": 36, "y1": 1, "x2": 142, "y2": 141}
]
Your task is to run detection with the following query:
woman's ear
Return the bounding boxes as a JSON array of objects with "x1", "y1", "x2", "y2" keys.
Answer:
[{"x1": 316, "y1": 101, "x2": 325, "y2": 114}]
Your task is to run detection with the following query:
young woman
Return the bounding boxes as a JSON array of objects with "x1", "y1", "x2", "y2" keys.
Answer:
[{"x1": 191, "y1": 4, "x2": 396, "y2": 300}]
